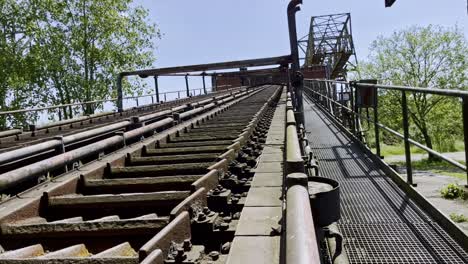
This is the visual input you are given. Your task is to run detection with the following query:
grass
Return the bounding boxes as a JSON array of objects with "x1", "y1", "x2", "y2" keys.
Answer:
[
  {"x1": 371, "y1": 141, "x2": 465, "y2": 157},
  {"x1": 450, "y1": 213, "x2": 468, "y2": 223},
  {"x1": 378, "y1": 144, "x2": 426, "y2": 157},
  {"x1": 394, "y1": 159, "x2": 467, "y2": 180}
]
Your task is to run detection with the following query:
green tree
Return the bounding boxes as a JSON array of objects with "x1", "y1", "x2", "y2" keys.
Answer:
[
  {"x1": 360, "y1": 25, "x2": 467, "y2": 159},
  {"x1": 0, "y1": 0, "x2": 45, "y2": 128},
  {"x1": 0, "y1": 0, "x2": 159, "y2": 128}
]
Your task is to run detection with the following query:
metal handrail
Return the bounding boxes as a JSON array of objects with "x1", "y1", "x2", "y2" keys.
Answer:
[
  {"x1": 304, "y1": 79, "x2": 468, "y2": 187},
  {"x1": 305, "y1": 78, "x2": 468, "y2": 97},
  {"x1": 0, "y1": 87, "x2": 215, "y2": 116}
]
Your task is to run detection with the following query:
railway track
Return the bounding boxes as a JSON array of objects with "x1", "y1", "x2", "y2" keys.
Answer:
[
  {"x1": 0, "y1": 88, "x2": 247, "y2": 195},
  {"x1": 0, "y1": 87, "x2": 242, "y2": 153},
  {"x1": 0, "y1": 85, "x2": 282, "y2": 263}
]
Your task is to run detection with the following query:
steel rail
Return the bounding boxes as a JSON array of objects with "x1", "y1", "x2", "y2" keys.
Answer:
[
  {"x1": 0, "y1": 89, "x2": 245, "y2": 166},
  {"x1": 0, "y1": 87, "x2": 260, "y2": 191}
]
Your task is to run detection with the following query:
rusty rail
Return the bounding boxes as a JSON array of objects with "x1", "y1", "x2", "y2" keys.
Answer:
[
  {"x1": 0, "y1": 85, "x2": 281, "y2": 263},
  {"x1": 0, "y1": 88, "x2": 254, "y2": 192}
]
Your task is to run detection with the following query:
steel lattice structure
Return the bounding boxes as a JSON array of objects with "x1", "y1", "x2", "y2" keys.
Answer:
[{"x1": 299, "y1": 13, "x2": 357, "y2": 80}]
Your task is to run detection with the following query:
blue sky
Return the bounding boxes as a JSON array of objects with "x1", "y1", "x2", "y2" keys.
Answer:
[{"x1": 133, "y1": 0, "x2": 467, "y2": 95}]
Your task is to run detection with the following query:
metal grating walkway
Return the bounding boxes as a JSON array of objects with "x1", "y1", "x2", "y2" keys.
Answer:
[{"x1": 304, "y1": 100, "x2": 468, "y2": 263}]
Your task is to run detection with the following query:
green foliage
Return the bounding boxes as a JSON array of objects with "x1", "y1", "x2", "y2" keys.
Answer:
[
  {"x1": 0, "y1": 0, "x2": 159, "y2": 128},
  {"x1": 449, "y1": 213, "x2": 467, "y2": 223},
  {"x1": 440, "y1": 183, "x2": 465, "y2": 199},
  {"x1": 359, "y1": 25, "x2": 467, "y2": 158}
]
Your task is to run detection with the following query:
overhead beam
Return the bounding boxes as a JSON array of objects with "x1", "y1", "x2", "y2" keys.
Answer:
[
  {"x1": 385, "y1": 0, "x2": 396, "y2": 7},
  {"x1": 120, "y1": 55, "x2": 292, "y2": 78}
]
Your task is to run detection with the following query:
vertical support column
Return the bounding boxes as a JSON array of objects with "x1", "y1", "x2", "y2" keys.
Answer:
[
  {"x1": 349, "y1": 83, "x2": 356, "y2": 135},
  {"x1": 462, "y1": 96, "x2": 468, "y2": 187},
  {"x1": 213, "y1": 74, "x2": 218, "y2": 91},
  {"x1": 202, "y1": 72, "x2": 207, "y2": 94},
  {"x1": 374, "y1": 91, "x2": 381, "y2": 158},
  {"x1": 154, "y1": 76, "x2": 160, "y2": 103},
  {"x1": 401, "y1": 91, "x2": 415, "y2": 186},
  {"x1": 185, "y1": 74, "x2": 190, "y2": 97},
  {"x1": 117, "y1": 74, "x2": 123, "y2": 112},
  {"x1": 287, "y1": 0, "x2": 304, "y2": 126}
]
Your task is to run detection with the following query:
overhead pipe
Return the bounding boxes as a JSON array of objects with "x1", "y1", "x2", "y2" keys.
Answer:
[{"x1": 287, "y1": 0, "x2": 305, "y2": 125}]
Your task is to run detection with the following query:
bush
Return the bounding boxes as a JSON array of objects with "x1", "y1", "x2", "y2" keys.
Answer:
[
  {"x1": 449, "y1": 213, "x2": 467, "y2": 223},
  {"x1": 440, "y1": 184, "x2": 465, "y2": 199}
]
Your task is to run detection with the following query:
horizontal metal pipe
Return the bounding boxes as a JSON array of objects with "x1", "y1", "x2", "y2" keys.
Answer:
[
  {"x1": 286, "y1": 184, "x2": 321, "y2": 264},
  {"x1": 177, "y1": 107, "x2": 205, "y2": 120},
  {"x1": 191, "y1": 98, "x2": 213, "y2": 108},
  {"x1": 0, "y1": 120, "x2": 131, "y2": 165},
  {"x1": 138, "y1": 110, "x2": 172, "y2": 123},
  {"x1": 305, "y1": 78, "x2": 468, "y2": 98},
  {"x1": 0, "y1": 136, "x2": 123, "y2": 191},
  {"x1": 203, "y1": 103, "x2": 216, "y2": 111},
  {"x1": 0, "y1": 86, "x2": 257, "y2": 190},
  {"x1": 0, "y1": 117, "x2": 176, "y2": 191},
  {"x1": 171, "y1": 105, "x2": 188, "y2": 113},
  {"x1": 0, "y1": 129, "x2": 22, "y2": 138},
  {"x1": 125, "y1": 117, "x2": 174, "y2": 140},
  {"x1": 0, "y1": 86, "x2": 235, "y2": 116},
  {"x1": 35, "y1": 116, "x2": 90, "y2": 131},
  {"x1": 287, "y1": 109, "x2": 296, "y2": 126},
  {"x1": 286, "y1": 125, "x2": 304, "y2": 173}
]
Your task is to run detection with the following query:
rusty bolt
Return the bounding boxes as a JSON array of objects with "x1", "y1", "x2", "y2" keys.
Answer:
[
  {"x1": 202, "y1": 207, "x2": 211, "y2": 215},
  {"x1": 209, "y1": 251, "x2": 220, "y2": 260},
  {"x1": 197, "y1": 212, "x2": 207, "y2": 221},
  {"x1": 223, "y1": 216, "x2": 232, "y2": 223},
  {"x1": 175, "y1": 247, "x2": 186, "y2": 261},
  {"x1": 183, "y1": 239, "x2": 192, "y2": 251},
  {"x1": 231, "y1": 197, "x2": 239, "y2": 204},
  {"x1": 219, "y1": 222, "x2": 229, "y2": 231},
  {"x1": 221, "y1": 242, "x2": 231, "y2": 254},
  {"x1": 232, "y1": 212, "x2": 241, "y2": 220}
]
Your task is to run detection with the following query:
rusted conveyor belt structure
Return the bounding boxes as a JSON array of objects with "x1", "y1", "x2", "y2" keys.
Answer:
[
  {"x1": 0, "y1": 87, "x2": 242, "y2": 152},
  {"x1": 0, "y1": 85, "x2": 289, "y2": 263},
  {"x1": 0, "y1": 88, "x2": 246, "y2": 194}
]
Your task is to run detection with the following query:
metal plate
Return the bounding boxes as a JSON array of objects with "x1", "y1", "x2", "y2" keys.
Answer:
[
  {"x1": 251, "y1": 173, "x2": 283, "y2": 187},
  {"x1": 226, "y1": 237, "x2": 280, "y2": 264},
  {"x1": 244, "y1": 187, "x2": 282, "y2": 207},
  {"x1": 235, "y1": 207, "x2": 282, "y2": 236}
]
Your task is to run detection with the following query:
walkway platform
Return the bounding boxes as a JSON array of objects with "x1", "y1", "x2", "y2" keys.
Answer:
[{"x1": 304, "y1": 100, "x2": 468, "y2": 263}]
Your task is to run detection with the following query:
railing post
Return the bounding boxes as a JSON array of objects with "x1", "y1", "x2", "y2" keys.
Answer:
[
  {"x1": 401, "y1": 91, "x2": 415, "y2": 186},
  {"x1": 350, "y1": 82, "x2": 357, "y2": 136},
  {"x1": 213, "y1": 74, "x2": 218, "y2": 91},
  {"x1": 374, "y1": 92, "x2": 381, "y2": 158},
  {"x1": 202, "y1": 72, "x2": 207, "y2": 94},
  {"x1": 154, "y1": 76, "x2": 160, "y2": 103},
  {"x1": 462, "y1": 96, "x2": 468, "y2": 187},
  {"x1": 185, "y1": 74, "x2": 190, "y2": 97},
  {"x1": 117, "y1": 74, "x2": 123, "y2": 112}
]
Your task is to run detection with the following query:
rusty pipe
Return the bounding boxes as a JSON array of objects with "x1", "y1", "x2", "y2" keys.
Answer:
[
  {"x1": 0, "y1": 117, "x2": 175, "y2": 191},
  {"x1": 0, "y1": 120, "x2": 132, "y2": 165},
  {"x1": 0, "y1": 135, "x2": 124, "y2": 190},
  {"x1": 286, "y1": 173, "x2": 321, "y2": 264}
]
